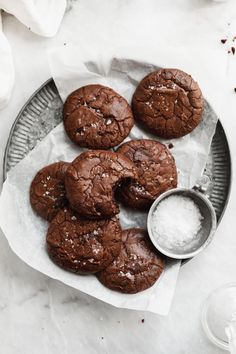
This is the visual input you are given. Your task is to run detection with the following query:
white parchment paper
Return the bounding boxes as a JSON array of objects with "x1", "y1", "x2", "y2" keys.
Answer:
[{"x1": 0, "y1": 46, "x2": 218, "y2": 315}]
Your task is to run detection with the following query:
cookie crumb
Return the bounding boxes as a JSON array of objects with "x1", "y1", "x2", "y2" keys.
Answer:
[
  {"x1": 232, "y1": 47, "x2": 235, "y2": 55},
  {"x1": 101, "y1": 337, "x2": 104, "y2": 340},
  {"x1": 234, "y1": 88, "x2": 236, "y2": 93},
  {"x1": 221, "y1": 39, "x2": 227, "y2": 44},
  {"x1": 168, "y1": 143, "x2": 174, "y2": 149},
  {"x1": 228, "y1": 50, "x2": 231, "y2": 54},
  {"x1": 141, "y1": 319, "x2": 145, "y2": 323},
  {"x1": 64, "y1": 43, "x2": 67, "y2": 46}
]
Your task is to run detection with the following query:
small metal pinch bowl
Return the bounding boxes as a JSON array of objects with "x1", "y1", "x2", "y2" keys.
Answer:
[{"x1": 147, "y1": 188, "x2": 217, "y2": 259}]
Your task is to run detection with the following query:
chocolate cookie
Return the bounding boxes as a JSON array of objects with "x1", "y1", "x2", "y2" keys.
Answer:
[
  {"x1": 97, "y1": 228, "x2": 165, "y2": 294},
  {"x1": 30, "y1": 162, "x2": 69, "y2": 221},
  {"x1": 65, "y1": 150, "x2": 137, "y2": 219},
  {"x1": 63, "y1": 84, "x2": 134, "y2": 149},
  {"x1": 46, "y1": 208, "x2": 122, "y2": 274},
  {"x1": 117, "y1": 139, "x2": 177, "y2": 209},
  {"x1": 132, "y1": 69, "x2": 203, "y2": 139}
]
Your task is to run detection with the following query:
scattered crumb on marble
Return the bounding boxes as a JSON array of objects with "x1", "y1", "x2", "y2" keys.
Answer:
[
  {"x1": 232, "y1": 47, "x2": 235, "y2": 55},
  {"x1": 221, "y1": 39, "x2": 227, "y2": 44},
  {"x1": 168, "y1": 143, "x2": 174, "y2": 149},
  {"x1": 234, "y1": 88, "x2": 236, "y2": 93},
  {"x1": 101, "y1": 337, "x2": 104, "y2": 340},
  {"x1": 141, "y1": 319, "x2": 145, "y2": 323}
]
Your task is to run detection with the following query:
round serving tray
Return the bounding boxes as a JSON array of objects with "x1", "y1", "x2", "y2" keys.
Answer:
[{"x1": 3, "y1": 79, "x2": 232, "y2": 225}]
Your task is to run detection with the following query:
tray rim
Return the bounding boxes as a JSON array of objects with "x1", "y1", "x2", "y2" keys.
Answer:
[
  {"x1": 210, "y1": 122, "x2": 232, "y2": 225},
  {"x1": 3, "y1": 78, "x2": 54, "y2": 181},
  {"x1": 3, "y1": 78, "x2": 232, "y2": 228}
]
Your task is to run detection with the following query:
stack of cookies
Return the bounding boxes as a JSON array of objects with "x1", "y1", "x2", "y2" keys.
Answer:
[{"x1": 30, "y1": 68, "x2": 204, "y2": 294}]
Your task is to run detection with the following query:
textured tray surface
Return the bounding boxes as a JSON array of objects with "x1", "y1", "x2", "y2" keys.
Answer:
[{"x1": 3, "y1": 79, "x2": 231, "y2": 223}]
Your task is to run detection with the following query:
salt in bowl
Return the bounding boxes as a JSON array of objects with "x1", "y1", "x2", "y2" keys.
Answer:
[{"x1": 147, "y1": 188, "x2": 217, "y2": 259}]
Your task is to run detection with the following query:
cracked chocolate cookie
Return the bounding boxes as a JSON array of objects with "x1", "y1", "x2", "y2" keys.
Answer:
[
  {"x1": 63, "y1": 84, "x2": 134, "y2": 149},
  {"x1": 47, "y1": 208, "x2": 122, "y2": 274},
  {"x1": 117, "y1": 139, "x2": 177, "y2": 209},
  {"x1": 65, "y1": 150, "x2": 137, "y2": 219},
  {"x1": 30, "y1": 162, "x2": 69, "y2": 221},
  {"x1": 132, "y1": 69, "x2": 203, "y2": 139},
  {"x1": 97, "y1": 228, "x2": 165, "y2": 294}
]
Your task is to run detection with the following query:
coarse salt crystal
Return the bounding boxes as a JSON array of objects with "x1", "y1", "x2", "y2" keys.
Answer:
[
  {"x1": 152, "y1": 195, "x2": 203, "y2": 249},
  {"x1": 105, "y1": 118, "x2": 112, "y2": 125},
  {"x1": 101, "y1": 173, "x2": 109, "y2": 178},
  {"x1": 118, "y1": 271, "x2": 134, "y2": 280},
  {"x1": 135, "y1": 184, "x2": 144, "y2": 192},
  {"x1": 125, "y1": 272, "x2": 134, "y2": 280}
]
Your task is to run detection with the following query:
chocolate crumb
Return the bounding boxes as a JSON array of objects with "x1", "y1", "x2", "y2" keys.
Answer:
[
  {"x1": 232, "y1": 47, "x2": 235, "y2": 55},
  {"x1": 234, "y1": 88, "x2": 236, "y2": 93},
  {"x1": 221, "y1": 39, "x2": 227, "y2": 44},
  {"x1": 168, "y1": 143, "x2": 174, "y2": 149},
  {"x1": 101, "y1": 337, "x2": 104, "y2": 340},
  {"x1": 228, "y1": 50, "x2": 231, "y2": 54},
  {"x1": 141, "y1": 319, "x2": 145, "y2": 323}
]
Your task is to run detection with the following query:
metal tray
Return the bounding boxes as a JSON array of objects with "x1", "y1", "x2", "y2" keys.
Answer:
[{"x1": 3, "y1": 79, "x2": 232, "y2": 224}]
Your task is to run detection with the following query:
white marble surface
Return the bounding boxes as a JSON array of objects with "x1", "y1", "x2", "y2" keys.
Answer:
[{"x1": 0, "y1": 0, "x2": 236, "y2": 353}]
